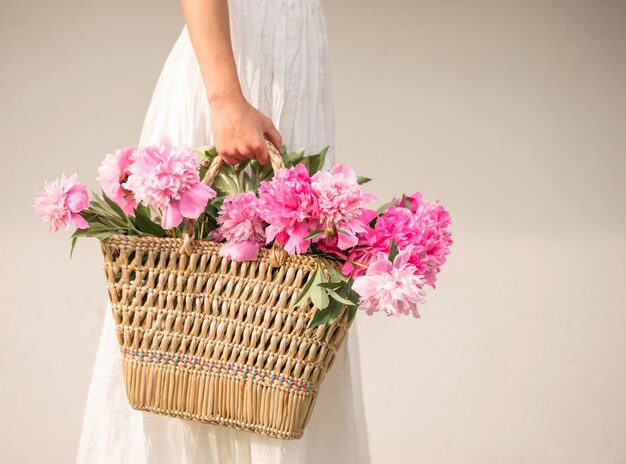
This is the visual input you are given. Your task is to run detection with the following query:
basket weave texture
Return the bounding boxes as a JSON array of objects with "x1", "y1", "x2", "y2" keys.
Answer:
[{"x1": 100, "y1": 145, "x2": 352, "y2": 439}]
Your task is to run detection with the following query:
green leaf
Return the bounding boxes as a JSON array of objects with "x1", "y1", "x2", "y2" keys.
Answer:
[
  {"x1": 80, "y1": 209, "x2": 99, "y2": 222},
  {"x1": 199, "y1": 164, "x2": 208, "y2": 182},
  {"x1": 212, "y1": 175, "x2": 239, "y2": 196},
  {"x1": 101, "y1": 191, "x2": 128, "y2": 222},
  {"x1": 241, "y1": 171, "x2": 253, "y2": 192},
  {"x1": 346, "y1": 285, "x2": 360, "y2": 305},
  {"x1": 135, "y1": 204, "x2": 150, "y2": 218},
  {"x1": 403, "y1": 196, "x2": 412, "y2": 210},
  {"x1": 308, "y1": 309, "x2": 327, "y2": 329},
  {"x1": 133, "y1": 206, "x2": 166, "y2": 237},
  {"x1": 82, "y1": 222, "x2": 117, "y2": 234},
  {"x1": 204, "y1": 202, "x2": 220, "y2": 221},
  {"x1": 196, "y1": 146, "x2": 218, "y2": 163},
  {"x1": 69, "y1": 221, "x2": 119, "y2": 241},
  {"x1": 304, "y1": 230, "x2": 325, "y2": 240},
  {"x1": 219, "y1": 162, "x2": 236, "y2": 176},
  {"x1": 88, "y1": 198, "x2": 114, "y2": 217},
  {"x1": 295, "y1": 265, "x2": 320, "y2": 306},
  {"x1": 326, "y1": 288, "x2": 356, "y2": 306},
  {"x1": 283, "y1": 148, "x2": 306, "y2": 167},
  {"x1": 234, "y1": 159, "x2": 251, "y2": 174},
  {"x1": 317, "y1": 281, "x2": 344, "y2": 290},
  {"x1": 356, "y1": 175, "x2": 371, "y2": 185},
  {"x1": 306, "y1": 146, "x2": 328, "y2": 174},
  {"x1": 348, "y1": 305, "x2": 358, "y2": 321},
  {"x1": 376, "y1": 199, "x2": 397, "y2": 215},
  {"x1": 70, "y1": 227, "x2": 95, "y2": 238},
  {"x1": 307, "y1": 299, "x2": 344, "y2": 329},
  {"x1": 309, "y1": 264, "x2": 330, "y2": 309},
  {"x1": 341, "y1": 279, "x2": 360, "y2": 322},
  {"x1": 70, "y1": 235, "x2": 78, "y2": 258},
  {"x1": 336, "y1": 229, "x2": 350, "y2": 236},
  {"x1": 388, "y1": 237, "x2": 399, "y2": 263},
  {"x1": 310, "y1": 284, "x2": 329, "y2": 310},
  {"x1": 256, "y1": 162, "x2": 274, "y2": 183},
  {"x1": 248, "y1": 159, "x2": 261, "y2": 177}
]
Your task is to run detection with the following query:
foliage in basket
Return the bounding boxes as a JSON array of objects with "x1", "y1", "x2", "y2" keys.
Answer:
[{"x1": 33, "y1": 139, "x2": 453, "y2": 327}]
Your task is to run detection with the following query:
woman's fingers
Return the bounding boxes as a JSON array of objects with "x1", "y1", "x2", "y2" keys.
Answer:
[
  {"x1": 218, "y1": 150, "x2": 245, "y2": 166},
  {"x1": 252, "y1": 138, "x2": 270, "y2": 166},
  {"x1": 220, "y1": 155, "x2": 239, "y2": 165},
  {"x1": 250, "y1": 119, "x2": 281, "y2": 166},
  {"x1": 264, "y1": 121, "x2": 282, "y2": 155}
]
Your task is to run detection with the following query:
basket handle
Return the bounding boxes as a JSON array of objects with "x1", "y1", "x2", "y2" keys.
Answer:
[
  {"x1": 179, "y1": 138, "x2": 287, "y2": 267},
  {"x1": 201, "y1": 137, "x2": 285, "y2": 187}
]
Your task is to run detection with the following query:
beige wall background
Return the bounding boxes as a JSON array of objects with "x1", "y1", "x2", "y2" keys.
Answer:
[{"x1": 1, "y1": 0, "x2": 625, "y2": 463}]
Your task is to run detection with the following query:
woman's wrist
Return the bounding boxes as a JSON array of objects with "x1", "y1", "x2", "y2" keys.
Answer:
[{"x1": 207, "y1": 89, "x2": 245, "y2": 107}]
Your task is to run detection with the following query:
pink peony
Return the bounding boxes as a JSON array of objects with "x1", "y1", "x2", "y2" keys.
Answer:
[
  {"x1": 395, "y1": 193, "x2": 453, "y2": 286},
  {"x1": 345, "y1": 193, "x2": 452, "y2": 287},
  {"x1": 215, "y1": 192, "x2": 266, "y2": 261},
  {"x1": 96, "y1": 147, "x2": 137, "y2": 215},
  {"x1": 123, "y1": 138, "x2": 216, "y2": 229},
  {"x1": 311, "y1": 164, "x2": 376, "y2": 250},
  {"x1": 33, "y1": 173, "x2": 89, "y2": 232},
  {"x1": 315, "y1": 208, "x2": 378, "y2": 257},
  {"x1": 258, "y1": 164, "x2": 318, "y2": 254},
  {"x1": 352, "y1": 247, "x2": 426, "y2": 318},
  {"x1": 343, "y1": 206, "x2": 415, "y2": 276}
]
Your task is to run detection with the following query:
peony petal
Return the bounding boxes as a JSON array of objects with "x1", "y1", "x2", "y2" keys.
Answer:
[
  {"x1": 117, "y1": 197, "x2": 137, "y2": 216},
  {"x1": 292, "y1": 163, "x2": 310, "y2": 177},
  {"x1": 64, "y1": 175, "x2": 90, "y2": 212},
  {"x1": 71, "y1": 213, "x2": 89, "y2": 229},
  {"x1": 396, "y1": 192, "x2": 423, "y2": 213},
  {"x1": 352, "y1": 275, "x2": 375, "y2": 297},
  {"x1": 392, "y1": 247, "x2": 413, "y2": 269},
  {"x1": 336, "y1": 230, "x2": 359, "y2": 250},
  {"x1": 329, "y1": 164, "x2": 356, "y2": 179},
  {"x1": 283, "y1": 222, "x2": 311, "y2": 254},
  {"x1": 368, "y1": 258, "x2": 392, "y2": 275},
  {"x1": 63, "y1": 173, "x2": 80, "y2": 193},
  {"x1": 161, "y1": 202, "x2": 183, "y2": 229},
  {"x1": 265, "y1": 224, "x2": 281, "y2": 245},
  {"x1": 361, "y1": 193, "x2": 377, "y2": 205},
  {"x1": 341, "y1": 261, "x2": 356, "y2": 276},
  {"x1": 177, "y1": 182, "x2": 216, "y2": 219},
  {"x1": 66, "y1": 191, "x2": 89, "y2": 213},
  {"x1": 49, "y1": 218, "x2": 64, "y2": 233},
  {"x1": 219, "y1": 240, "x2": 262, "y2": 262}
]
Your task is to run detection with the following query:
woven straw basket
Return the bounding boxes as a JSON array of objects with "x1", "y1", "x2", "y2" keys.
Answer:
[{"x1": 100, "y1": 142, "x2": 352, "y2": 439}]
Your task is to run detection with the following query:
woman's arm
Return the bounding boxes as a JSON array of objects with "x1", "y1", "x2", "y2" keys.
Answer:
[{"x1": 180, "y1": 0, "x2": 281, "y2": 165}]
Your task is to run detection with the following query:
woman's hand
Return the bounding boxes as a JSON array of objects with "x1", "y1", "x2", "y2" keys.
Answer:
[
  {"x1": 210, "y1": 95, "x2": 282, "y2": 166},
  {"x1": 181, "y1": 0, "x2": 281, "y2": 166}
]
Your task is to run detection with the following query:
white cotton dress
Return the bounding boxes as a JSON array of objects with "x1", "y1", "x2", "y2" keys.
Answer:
[{"x1": 75, "y1": 1, "x2": 370, "y2": 463}]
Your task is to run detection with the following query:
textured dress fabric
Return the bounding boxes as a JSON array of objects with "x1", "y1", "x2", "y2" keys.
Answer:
[{"x1": 76, "y1": 1, "x2": 371, "y2": 463}]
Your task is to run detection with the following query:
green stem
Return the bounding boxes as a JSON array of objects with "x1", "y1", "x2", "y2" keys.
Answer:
[
  {"x1": 111, "y1": 216, "x2": 141, "y2": 235},
  {"x1": 100, "y1": 213, "x2": 131, "y2": 231},
  {"x1": 345, "y1": 259, "x2": 368, "y2": 269}
]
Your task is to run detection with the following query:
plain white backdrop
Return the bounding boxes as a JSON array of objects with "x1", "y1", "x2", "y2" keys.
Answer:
[{"x1": 1, "y1": 0, "x2": 625, "y2": 462}]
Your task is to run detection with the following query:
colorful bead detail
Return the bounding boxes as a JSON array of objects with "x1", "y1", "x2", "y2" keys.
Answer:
[{"x1": 120, "y1": 347, "x2": 310, "y2": 391}]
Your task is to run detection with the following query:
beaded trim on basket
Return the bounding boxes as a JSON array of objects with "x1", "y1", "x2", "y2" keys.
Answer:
[{"x1": 121, "y1": 347, "x2": 310, "y2": 391}]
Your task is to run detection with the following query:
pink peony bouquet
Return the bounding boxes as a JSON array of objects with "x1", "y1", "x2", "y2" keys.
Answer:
[{"x1": 34, "y1": 139, "x2": 452, "y2": 327}]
